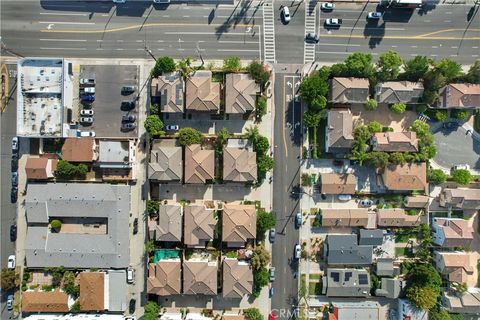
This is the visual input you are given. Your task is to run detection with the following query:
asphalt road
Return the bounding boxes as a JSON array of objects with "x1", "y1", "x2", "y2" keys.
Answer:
[
  {"x1": 271, "y1": 70, "x2": 302, "y2": 318},
  {"x1": 0, "y1": 63, "x2": 18, "y2": 320}
]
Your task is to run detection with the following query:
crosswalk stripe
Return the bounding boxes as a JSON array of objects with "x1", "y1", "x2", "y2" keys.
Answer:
[
  {"x1": 262, "y1": 0, "x2": 276, "y2": 63},
  {"x1": 303, "y1": 0, "x2": 317, "y2": 64}
]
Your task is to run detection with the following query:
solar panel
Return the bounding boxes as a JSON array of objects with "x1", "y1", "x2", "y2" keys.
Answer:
[
  {"x1": 345, "y1": 272, "x2": 352, "y2": 282},
  {"x1": 358, "y1": 274, "x2": 368, "y2": 285},
  {"x1": 331, "y1": 272, "x2": 340, "y2": 282}
]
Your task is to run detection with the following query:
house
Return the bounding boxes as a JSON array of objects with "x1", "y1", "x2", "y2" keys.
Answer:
[
  {"x1": 151, "y1": 73, "x2": 184, "y2": 113},
  {"x1": 439, "y1": 188, "x2": 480, "y2": 211},
  {"x1": 222, "y1": 203, "x2": 256, "y2": 247},
  {"x1": 321, "y1": 209, "x2": 369, "y2": 227},
  {"x1": 320, "y1": 173, "x2": 356, "y2": 194},
  {"x1": 222, "y1": 258, "x2": 253, "y2": 298},
  {"x1": 324, "y1": 234, "x2": 373, "y2": 266},
  {"x1": 377, "y1": 208, "x2": 421, "y2": 227},
  {"x1": 437, "y1": 83, "x2": 480, "y2": 109},
  {"x1": 359, "y1": 229, "x2": 384, "y2": 246},
  {"x1": 325, "y1": 109, "x2": 354, "y2": 154},
  {"x1": 326, "y1": 301, "x2": 381, "y2": 320},
  {"x1": 433, "y1": 251, "x2": 474, "y2": 283},
  {"x1": 323, "y1": 268, "x2": 370, "y2": 297},
  {"x1": 382, "y1": 162, "x2": 427, "y2": 192},
  {"x1": 225, "y1": 73, "x2": 259, "y2": 114},
  {"x1": 432, "y1": 218, "x2": 474, "y2": 248},
  {"x1": 183, "y1": 260, "x2": 218, "y2": 295},
  {"x1": 375, "y1": 258, "x2": 400, "y2": 277},
  {"x1": 375, "y1": 81, "x2": 424, "y2": 105},
  {"x1": 328, "y1": 77, "x2": 370, "y2": 104},
  {"x1": 106, "y1": 270, "x2": 128, "y2": 312},
  {"x1": 405, "y1": 195, "x2": 430, "y2": 208},
  {"x1": 61, "y1": 138, "x2": 97, "y2": 162},
  {"x1": 25, "y1": 157, "x2": 57, "y2": 180},
  {"x1": 184, "y1": 203, "x2": 216, "y2": 247},
  {"x1": 398, "y1": 299, "x2": 428, "y2": 320},
  {"x1": 223, "y1": 141, "x2": 257, "y2": 182},
  {"x1": 186, "y1": 71, "x2": 220, "y2": 112},
  {"x1": 442, "y1": 291, "x2": 480, "y2": 314},
  {"x1": 97, "y1": 140, "x2": 133, "y2": 169},
  {"x1": 149, "y1": 204, "x2": 182, "y2": 242},
  {"x1": 375, "y1": 278, "x2": 405, "y2": 299},
  {"x1": 371, "y1": 132, "x2": 419, "y2": 152},
  {"x1": 185, "y1": 144, "x2": 215, "y2": 184},
  {"x1": 24, "y1": 183, "x2": 130, "y2": 268},
  {"x1": 22, "y1": 290, "x2": 69, "y2": 313},
  {"x1": 148, "y1": 260, "x2": 182, "y2": 296},
  {"x1": 148, "y1": 139, "x2": 183, "y2": 182},
  {"x1": 79, "y1": 272, "x2": 105, "y2": 311}
]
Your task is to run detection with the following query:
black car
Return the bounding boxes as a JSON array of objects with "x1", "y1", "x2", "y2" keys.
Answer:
[
  {"x1": 12, "y1": 172, "x2": 18, "y2": 187},
  {"x1": 443, "y1": 121, "x2": 459, "y2": 130},
  {"x1": 11, "y1": 187, "x2": 17, "y2": 203},
  {"x1": 129, "y1": 298, "x2": 136, "y2": 314},
  {"x1": 133, "y1": 218, "x2": 138, "y2": 235},
  {"x1": 11, "y1": 155, "x2": 18, "y2": 172},
  {"x1": 121, "y1": 101, "x2": 136, "y2": 111},
  {"x1": 305, "y1": 33, "x2": 320, "y2": 44},
  {"x1": 10, "y1": 224, "x2": 17, "y2": 242}
]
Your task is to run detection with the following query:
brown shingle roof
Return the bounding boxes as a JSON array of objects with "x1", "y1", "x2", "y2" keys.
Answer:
[
  {"x1": 22, "y1": 290, "x2": 69, "y2": 313},
  {"x1": 320, "y1": 173, "x2": 356, "y2": 194},
  {"x1": 440, "y1": 188, "x2": 480, "y2": 210},
  {"x1": 183, "y1": 261, "x2": 217, "y2": 295},
  {"x1": 383, "y1": 162, "x2": 427, "y2": 191},
  {"x1": 25, "y1": 157, "x2": 57, "y2": 180},
  {"x1": 328, "y1": 77, "x2": 370, "y2": 104},
  {"x1": 225, "y1": 73, "x2": 259, "y2": 114},
  {"x1": 222, "y1": 259, "x2": 253, "y2": 298},
  {"x1": 150, "y1": 204, "x2": 183, "y2": 242},
  {"x1": 377, "y1": 209, "x2": 421, "y2": 227},
  {"x1": 223, "y1": 147, "x2": 257, "y2": 182},
  {"x1": 79, "y1": 272, "x2": 104, "y2": 311},
  {"x1": 149, "y1": 140, "x2": 183, "y2": 181},
  {"x1": 371, "y1": 132, "x2": 419, "y2": 152},
  {"x1": 61, "y1": 138, "x2": 96, "y2": 162},
  {"x1": 186, "y1": 71, "x2": 220, "y2": 112},
  {"x1": 184, "y1": 204, "x2": 216, "y2": 247},
  {"x1": 433, "y1": 218, "x2": 474, "y2": 248},
  {"x1": 151, "y1": 73, "x2": 184, "y2": 113},
  {"x1": 147, "y1": 260, "x2": 182, "y2": 296},
  {"x1": 321, "y1": 209, "x2": 369, "y2": 227},
  {"x1": 375, "y1": 81, "x2": 424, "y2": 104},
  {"x1": 222, "y1": 203, "x2": 256, "y2": 244},
  {"x1": 437, "y1": 83, "x2": 480, "y2": 109},
  {"x1": 326, "y1": 109, "x2": 354, "y2": 153},
  {"x1": 185, "y1": 144, "x2": 215, "y2": 184},
  {"x1": 434, "y1": 251, "x2": 474, "y2": 284},
  {"x1": 405, "y1": 195, "x2": 430, "y2": 208}
]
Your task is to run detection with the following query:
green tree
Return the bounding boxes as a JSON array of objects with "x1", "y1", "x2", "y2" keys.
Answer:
[
  {"x1": 434, "y1": 110, "x2": 448, "y2": 122},
  {"x1": 330, "y1": 63, "x2": 348, "y2": 77},
  {"x1": 55, "y1": 160, "x2": 88, "y2": 179},
  {"x1": 344, "y1": 52, "x2": 375, "y2": 78},
  {"x1": 146, "y1": 240, "x2": 155, "y2": 254},
  {"x1": 406, "y1": 285, "x2": 438, "y2": 309},
  {"x1": 389, "y1": 152, "x2": 406, "y2": 165},
  {"x1": 402, "y1": 56, "x2": 430, "y2": 81},
  {"x1": 63, "y1": 271, "x2": 79, "y2": 298},
  {"x1": 428, "y1": 169, "x2": 446, "y2": 185},
  {"x1": 254, "y1": 136, "x2": 270, "y2": 154},
  {"x1": 304, "y1": 110, "x2": 322, "y2": 129},
  {"x1": 70, "y1": 301, "x2": 81, "y2": 313},
  {"x1": 354, "y1": 125, "x2": 373, "y2": 142},
  {"x1": 429, "y1": 307, "x2": 452, "y2": 320},
  {"x1": 245, "y1": 126, "x2": 260, "y2": 144},
  {"x1": 434, "y1": 58, "x2": 462, "y2": 82},
  {"x1": 390, "y1": 102, "x2": 406, "y2": 114},
  {"x1": 256, "y1": 209, "x2": 276, "y2": 238},
  {"x1": 257, "y1": 155, "x2": 274, "y2": 176},
  {"x1": 464, "y1": 59, "x2": 480, "y2": 84},
  {"x1": 244, "y1": 308, "x2": 263, "y2": 320},
  {"x1": 365, "y1": 98, "x2": 378, "y2": 110},
  {"x1": 1, "y1": 268, "x2": 18, "y2": 291},
  {"x1": 452, "y1": 282, "x2": 468, "y2": 295},
  {"x1": 408, "y1": 264, "x2": 442, "y2": 288},
  {"x1": 452, "y1": 110, "x2": 470, "y2": 121},
  {"x1": 411, "y1": 120, "x2": 431, "y2": 137},
  {"x1": 223, "y1": 56, "x2": 242, "y2": 72},
  {"x1": 147, "y1": 200, "x2": 160, "y2": 215},
  {"x1": 50, "y1": 219, "x2": 62, "y2": 232},
  {"x1": 378, "y1": 50, "x2": 403, "y2": 81},
  {"x1": 253, "y1": 267, "x2": 269, "y2": 290},
  {"x1": 256, "y1": 96, "x2": 267, "y2": 121},
  {"x1": 367, "y1": 121, "x2": 382, "y2": 133},
  {"x1": 144, "y1": 301, "x2": 161, "y2": 320},
  {"x1": 452, "y1": 169, "x2": 472, "y2": 185},
  {"x1": 310, "y1": 96, "x2": 327, "y2": 112},
  {"x1": 250, "y1": 244, "x2": 270, "y2": 270},
  {"x1": 144, "y1": 115, "x2": 165, "y2": 137},
  {"x1": 178, "y1": 57, "x2": 193, "y2": 77},
  {"x1": 299, "y1": 75, "x2": 329, "y2": 107},
  {"x1": 247, "y1": 61, "x2": 270, "y2": 87},
  {"x1": 216, "y1": 127, "x2": 230, "y2": 148},
  {"x1": 151, "y1": 56, "x2": 176, "y2": 78},
  {"x1": 178, "y1": 127, "x2": 203, "y2": 146},
  {"x1": 367, "y1": 151, "x2": 390, "y2": 168}
]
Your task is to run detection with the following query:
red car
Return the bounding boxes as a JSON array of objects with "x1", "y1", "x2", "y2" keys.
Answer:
[{"x1": 269, "y1": 312, "x2": 277, "y2": 320}]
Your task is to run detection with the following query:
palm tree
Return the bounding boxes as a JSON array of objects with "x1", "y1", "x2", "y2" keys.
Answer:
[
  {"x1": 178, "y1": 57, "x2": 193, "y2": 78},
  {"x1": 245, "y1": 126, "x2": 260, "y2": 144},
  {"x1": 303, "y1": 110, "x2": 322, "y2": 159}
]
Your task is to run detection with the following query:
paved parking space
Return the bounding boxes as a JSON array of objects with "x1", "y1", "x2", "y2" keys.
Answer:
[
  {"x1": 163, "y1": 113, "x2": 253, "y2": 135},
  {"x1": 79, "y1": 65, "x2": 139, "y2": 138}
]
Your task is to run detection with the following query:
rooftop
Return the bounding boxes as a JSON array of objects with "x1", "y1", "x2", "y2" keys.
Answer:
[
  {"x1": 328, "y1": 77, "x2": 370, "y2": 104},
  {"x1": 382, "y1": 162, "x2": 427, "y2": 191},
  {"x1": 25, "y1": 157, "x2": 57, "y2": 180},
  {"x1": 320, "y1": 173, "x2": 356, "y2": 194},
  {"x1": 186, "y1": 71, "x2": 220, "y2": 112},
  {"x1": 222, "y1": 259, "x2": 253, "y2": 298},
  {"x1": 148, "y1": 260, "x2": 182, "y2": 296},
  {"x1": 184, "y1": 203, "x2": 216, "y2": 247},
  {"x1": 61, "y1": 138, "x2": 96, "y2": 162},
  {"x1": 437, "y1": 83, "x2": 480, "y2": 109},
  {"x1": 222, "y1": 203, "x2": 256, "y2": 244},
  {"x1": 223, "y1": 144, "x2": 257, "y2": 182},
  {"x1": 325, "y1": 234, "x2": 373, "y2": 266},
  {"x1": 185, "y1": 144, "x2": 215, "y2": 184},
  {"x1": 151, "y1": 73, "x2": 184, "y2": 113},
  {"x1": 371, "y1": 132, "x2": 419, "y2": 152},
  {"x1": 375, "y1": 81, "x2": 424, "y2": 104},
  {"x1": 326, "y1": 109, "x2": 354, "y2": 153},
  {"x1": 148, "y1": 139, "x2": 183, "y2": 181},
  {"x1": 150, "y1": 204, "x2": 183, "y2": 242},
  {"x1": 22, "y1": 290, "x2": 69, "y2": 313},
  {"x1": 376, "y1": 208, "x2": 421, "y2": 227},
  {"x1": 321, "y1": 209, "x2": 369, "y2": 227},
  {"x1": 225, "y1": 73, "x2": 259, "y2": 114},
  {"x1": 98, "y1": 140, "x2": 132, "y2": 169},
  {"x1": 324, "y1": 268, "x2": 370, "y2": 297},
  {"x1": 79, "y1": 272, "x2": 105, "y2": 311},
  {"x1": 183, "y1": 260, "x2": 218, "y2": 295}
]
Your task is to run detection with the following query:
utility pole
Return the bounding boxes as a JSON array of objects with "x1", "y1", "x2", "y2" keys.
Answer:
[
  {"x1": 196, "y1": 42, "x2": 204, "y2": 67},
  {"x1": 144, "y1": 46, "x2": 157, "y2": 62}
]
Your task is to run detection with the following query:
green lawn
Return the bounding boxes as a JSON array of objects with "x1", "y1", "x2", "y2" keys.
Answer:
[
  {"x1": 309, "y1": 274, "x2": 321, "y2": 280},
  {"x1": 308, "y1": 281, "x2": 323, "y2": 296},
  {"x1": 395, "y1": 229, "x2": 417, "y2": 243},
  {"x1": 395, "y1": 247, "x2": 407, "y2": 257}
]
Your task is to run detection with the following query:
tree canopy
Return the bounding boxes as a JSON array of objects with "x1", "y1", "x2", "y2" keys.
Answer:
[
  {"x1": 428, "y1": 169, "x2": 446, "y2": 185},
  {"x1": 367, "y1": 121, "x2": 382, "y2": 133},
  {"x1": 151, "y1": 56, "x2": 176, "y2": 78},
  {"x1": 244, "y1": 308, "x2": 263, "y2": 320},
  {"x1": 464, "y1": 59, "x2": 480, "y2": 83},
  {"x1": 144, "y1": 301, "x2": 161, "y2": 320},
  {"x1": 250, "y1": 244, "x2": 270, "y2": 270},
  {"x1": 55, "y1": 160, "x2": 88, "y2": 179},
  {"x1": 1, "y1": 268, "x2": 18, "y2": 291},
  {"x1": 406, "y1": 285, "x2": 438, "y2": 309},
  {"x1": 402, "y1": 56, "x2": 430, "y2": 81},
  {"x1": 144, "y1": 115, "x2": 164, "y2": 137},
  {"x1": 223, "y1": 56, "x2": 242, "y2": 72},
  {"x1": 365, "y1": 98, "x2": 378, "y2": 110},
  {"x1": 390, "y1": 102, "x2": 406, "y2": 114},
  {"x1": 377, "y1": 50, "x2": 403, "y2": 81},
  {"x1": 247, "y1": 61, "x2": 270, "y2": 87},
  {"x1": 299, "y1": 74, "x2": 329, "y2": 107},
  {"x1": 452, "y1": 169, "x2": 472, "y2": 185},
  {"x1": 256, "y1": 209, "x2": 276, "y2": 238},
  {"x1": 343, "y1": 52, "x2": 375, "y2": 78},
  {"x1": 178, "y1": 127, "x2": 203, "y2": 146}
]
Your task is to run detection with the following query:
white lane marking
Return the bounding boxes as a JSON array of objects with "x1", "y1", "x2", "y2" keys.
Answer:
[
  {"x1": 39, "y1": 12, "x2": 87, "y2": 16},
  {"x1": 183, "y1": 15, "x2": 190, "y2": 18},
  {"x1": 217, "y1": 49, "x2": 259, "y2": 52},
  {"x1": 39, "y1": 21, "x2": 95, "y2": 25},
  {"x1": 40, "y1": 47, "x2": 87, "y2": 50},
  {"x1": 451, "y1": 46, "x2": 458, "y2": 48},
  {"x1": 164, "y1": 31, "x2": 246, "y2": 35},
  {"x1": 430, "y1": 54, "x2": 438, "y2": 57},
  {"x1": 432, "y1": 46, "x2": 438, "y2": 48},
  {"x1": 450, "y1": 54, "x2": 458, "y2": 57},
  {"x1": 218, "y1": 40, "x2": 259, "y2": 44},
  {"x1": 117, "y1": 40, "x2": 124, "y2": 42},
  {"x1": 473, "y1": 55, "x2": 479, "y2": 57},
  {"x1": 96, "y1": 48, "x2": 104, "y2": 50},
  {"x1": 162, "y1": 15, "x2": 170, "y2": 17},
  {"x1": 316, "y1": 51, "x2": 378, "y2": 55},
  {"x1": 318, "y1": 43, "x2": 360, "y2": 47},
  {"x1": 39, "y1": 39, "x2": 87, "y2": 42},
  {"x1": 445, "y1": 11, "x2": 452, "y2": 14},
  {"x1": 411, "y1": 45, "x2": 418, "y2": 48},
  {"x1": 116, "y1": 48, "x2": 124, "y2": 51},
  {"x1": 424, "y1": 19, "x2": 431, "y2": 22},
  {"x1": 157, "y1": 40, "x2": 164, "y2": 42},
  {"x1": 156, "y1": 48, "x2": 165, "y2": 51},
  {"x1": 444, "y1": 20, "x2": 451, "y2": 23},
  {"x1": 102, "y1": 14, "x2": 110, "y2": 17},
  {"x1": 136, "y1": 40, "x2": 143, "y2": 43},
  {"x1": 472, "y1": 46, "x2": 479, "y2": 49},
  {"x1": 391, "y1": 45, "x2": 398, "y2": 48}
]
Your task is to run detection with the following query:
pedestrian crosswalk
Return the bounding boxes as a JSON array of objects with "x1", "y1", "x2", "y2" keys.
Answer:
[
  {"x1": 304, "y1": 0, "x2": 317, "y2": 64},
  {"x1": 262, "y1": 0, "x2": 276, "y2": 63}
]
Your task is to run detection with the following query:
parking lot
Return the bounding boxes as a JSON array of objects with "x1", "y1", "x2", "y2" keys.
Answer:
[{"x1": 79, "y1": 65, "x2": 139, "y2": 138}]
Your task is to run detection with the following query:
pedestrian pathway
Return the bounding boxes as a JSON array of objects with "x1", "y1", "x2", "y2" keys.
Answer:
[
  {"x1": 262, "y1": 0, "x2": 276, "y2": 63},
  {"x1": 304, "y1": 0, "x2": 317, "y2": 64}
]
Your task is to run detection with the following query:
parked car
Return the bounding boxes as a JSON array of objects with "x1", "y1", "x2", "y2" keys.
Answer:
[
  {"x1": 12, "y1": 136, "x2": 19, "y2": 153},
  {"x1": 11, "y1": 155, "x2": 18, "y2": 172},
  {"x1": 165, "y1": 124, "x2": 179, "y2": 131},
  {"x1": 281, "y1": 6, "x2": 291, "y2": 23},
  {"x1": 133, "y1": 218, "x2": 138, "y2": 235},
  {"x1": 269, "y1": 267, "x2": 275, "y2": 282},
  {"x1": 10, "y1": 224, "x2": 17, "y2": 242},
  {"x1": 11, "y1": 187, "x2": 18, "y2": 203},
  {"x1": 83, "y1": 87, "x2": 95, "y2": 94},
  {"x1": 80, "y1": 78, "x2": 95, "y2": 85},
  {"x1": 269, "y1": 228, "x2": 276, "y2": 243},
  {"x1": 80, "y1": 109, "x2": 94, "y2": 116},
  {"x1": 121, "y1": 101, "x2": 136, "y2": 111},
  {"x1": 295, "y1": 212, "x2": 302, "y2": 228},
  {"x1": 80, "y1": 117, "x2": 94, "y2": 124},
  {"x1": 7, "y1": 255, "x2": 16, "y2": 269},
  {"x1": 367, "y1": 12, "x2": 382, "y2": 19},
  {"x1": 122, "y1": 114, "x2": 137, "y2": 122},
  {"x1": 11, "y1": 172, "x2": 18, "y2": 187},
  {"x1": 269, "y1": 287, "x2": 275, "y2": 298},
  {"x1": 113, "y1": 0, "x2": 127, "y2": 3},
  {"x1": 79, "y1": 131, "x2": 96, "y2": 137},
  {"x1": 321, "y1": 2, "x2": 335, "y2": 10},
  {"x1": 325, "y1": 18, "x2": 342, "y2": 26},
  {"x1": 443, "y1": 121, "x2": 459, "y2": 130},
  {"x1": 81, "y1": 94, "x2": 95, "y2": 102},
  {"x1": 127, "y1": 267, "x2": 135, "y2": 284},
  {"x1": 121, "y1": 85, "x2": 137, "y2": 95},
  {"x1": 121, "y1": 122, "x2": 136, "y2": 130},
  {"x1": 453, "y1": 164, "x2": 470, "y2": 171},
  {"x1": 294, "y1": 244, "x2": 301, "y2": 260},
  {"x1": 359, "y1": 199, "x2": 374, "y2": 207},
  {"x1": 6, "y1": 295, "x2": 13, "y2": 311},
  {"x1": 153, "y1": 0, "x2": 171, "y2": 3},
  {"x1": 338, "y1": 194, "x2": 352, "y2": 201},
  {"x1": 305, "y1": 33, "x2": 320, "y2": 43},
  {"x1": 129, "y1": 298, "x2": 136, "y2": 314}
]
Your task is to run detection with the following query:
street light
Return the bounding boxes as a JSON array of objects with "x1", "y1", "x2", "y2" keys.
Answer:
[{"x1": 195, "y1": 41, "x2": 205, "y2": 67}]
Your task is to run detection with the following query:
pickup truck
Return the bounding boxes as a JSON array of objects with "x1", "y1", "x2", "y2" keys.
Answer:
[{"x1": 325, "y1": 18, "x2": 342, "y2": 26}]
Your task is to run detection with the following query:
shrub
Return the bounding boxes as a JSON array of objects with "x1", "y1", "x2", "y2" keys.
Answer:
[
  {"x1": 428, "y1": 169, "x2": 446, "y2": 185},
  {"x1": 452, "y1": 110, "x2": 470, "y2": 121},
  {"x1": 244, "y1": 308, "x2": 263, "y2": 320},
  {"x1": 247, "y1": 61, "x2": 270, "y2": 87},
  {"x1": 150, "y1": 56, "x2": 176, "y2": 78},
  {"x1": 55, "y1": 160, "x2": 88, "y2": 179},
  {"x1": 416, "y1": 104, "x2": 428, "y2": 113},
  {"x1": 452, "y1": 169, "x2": 472, "y2": 185},
  {"x1": 256, "y1": 209, "x2": 276, "y2": 239},
  {"x1": 50, "y1": 219, "x2": 62, "y2": 231},
  {"x1": 434, "y1": 110, "x2": 448, "y2": 122},
  {"x1": 390, "y1": 102, "x2": 406, "y2": 114},
  {"x1": 256, "y1": 95, "x2": 267, "y2": 121},
  {"x1": 147, "y1": 200, "x2": 160, "y2": 215},
  {"x1": 1, "y1": 268, "x2": 18, "y2": 291},
  {"x1": 223, "y1": 56, "x2": 242, "y2": 72},
  {"x1": 178, "y1": 128, "x2": 203, "y2": 146},
  {"x1": 364, "y1": 98, "x2": 378, "y2": 110},
  {"x1": 144, "y1": 115, "x2": 164, "y2": 137},
  {"x1": 367, "y1": 121, "x2": 382, "y2": 133}
]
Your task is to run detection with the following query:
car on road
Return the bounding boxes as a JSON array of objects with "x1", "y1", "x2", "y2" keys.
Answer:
[
  {"x1": 165, "y1": 124, "x2": 179, "y2": 131},
  {"x1": 269, "y1": 287, "x2": 275, "y2": 297},
  {"x1": 359, "y1": 199, "x2": 374, "y2": 207},
  {"x1": 11, "y1": 187, "x2": 18, "y2": 203},
  {"x1": 294, "y1": 244, "x2": 301, "y2": 260},
  {"x1": 133, "y1": 218, "x2": 138, "y2": 235},
  {"x1": 367, "y1": 12, "x2": 382, "y2": 19},
  {"x1": 10, "y1": 224, "x2": 17, "y2": 242},
  {"x1": 12, "y1": 154, "x2": 18, "y2": 172},
  {"x1": 81, "y1": 94, "x2": 95, "y2": 102},
  {"x1": 12, "y1": 172, "x2": 18, "y2": 187},
  {"x1": 79, "y1": 131, "x2": 96, "y2": 137},
  {"x1": 153, "y1": 0, "x2": 171, "y2": 3},
  {"x1": 80, "y1": 117, "x2": 94, "y2": 124},
  {"x1": 6, "y1": 295, "x2": 13, "y2": 311},
  {"x1": 129, "y1": 298, "x2": 136, "y2": 314},
  {"x1": 122, "y1": 114, "x2": 137, "y2": 122},
  {"x1": 121, "y1": 85, "x2": 137, "y2": 95},
  {"x1": 269, "y1": 228, "x2": 276, "y2": 243},
  {"x1": 443, "y1": 121, "x2": 459, "y2": 130},
  {"x1": 127, "y1": 267, "x2": 134, "y2": 284},
  {"x1": 295, "y1": 212, "x2": 302, "y2": 228},
  {"x1": 121, "y1": 122, "x2": 137, "y2": 131},
  {"x1": 305, "y1": 33, "x2": 320, "y2": 43},
  {"x1": 12, "y1": 136, "x2": 19, "y2": 152},
  {"x1": 453, "y1": 164, "x2": 470, "y2": 171},
  {"x1": 121, "y1": 101, "x2": 136, "y2": 111},
  {"x1": 7, "y1": 255, "x2": 16, "y2": 269},
  {"x1": 113, "y1": 0, "x2": 127, "y2": 3},
  {"x1": 83, "y1": 87, "x2": 95, "y2": 94},
  {"x1": 321, "y1": 2, "x2": 335, "y2": 10},
  {"x1": 325, "y1": 18, "x2": 342, "y2": 26},
  {"x1": 281, "y1": 6, "x2": 291, "y2": 23},
  {"x1": 80, "y1": 109, "x2": 94, "y2": 116},
  {"x1": 269, "y1": 267, "x2": 275, "y2": 282},
  {"x1": 80, "y1": 78, "x2": 95, "y2": 85},
  {"x1": 338, "y1": 194, "x2": 352, "y2": 201}
]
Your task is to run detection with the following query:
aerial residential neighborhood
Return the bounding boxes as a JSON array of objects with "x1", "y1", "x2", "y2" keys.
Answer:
[{"x1": 0, "y1": 0, "x2": 479, "y2": 320}]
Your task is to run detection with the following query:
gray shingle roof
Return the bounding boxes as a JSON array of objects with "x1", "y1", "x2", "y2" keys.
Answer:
[
  {"x1": 25, "y1": 183, "x2": 130, "y2": 269},
  {"x1": 153, "y1": 204, "x2": 182, "y2": 242},
  {"x1": 325, "y1": 234, "x2": 373, "y2": 265},
  {"x1": 149, "y1": 140, "x2": 183, "y2": 181},
  {"x1": 375, "y1": 81, "x2": 424, "y2": 104},
  {"x1": 326, "y1": 109, "x2": 354, "y2": 153},
  {"x1": 375, "y1": 258, "x2": 395, "y2": 276},
  {"x1": 359, "y1": 229, "x2": 384, "y2": 246},
  {"x1": 375, "y1": 278, "x2": 405, "y2": 299}
]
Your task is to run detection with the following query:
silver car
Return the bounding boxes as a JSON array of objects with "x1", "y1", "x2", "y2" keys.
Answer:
[{"x1": 80, "y1": 117, "x2": 94, "y2": 124}]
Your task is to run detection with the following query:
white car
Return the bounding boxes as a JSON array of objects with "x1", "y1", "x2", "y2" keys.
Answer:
[
  {"x1": 294, "y1": 244, "x2": 301, "y2": 260},
  {"x1": 80, "y1": 117, "x2": 94, "y2": 124},
  {"x1": 153, "y1": 0, "x2": 170, "y2": 3},
  {"x1": 80, "y1": 78, "x2": 95, "y2": 85},
  {"x1": 113, "y1": 0, "x2": 126, "y2": 3},
  {"x1": 127, "y1": 267, "x2": 135, "y2": 284},
  {"x1": 80, "y1": 109, "x2": 94, "y2": 116},
  {"x1": 367, "y1": 12, "x2": 382, "y2": 19},
  {"x1": 325, "y1": 18, "x2": 342, "y2": 26},
  {"x1": 7, "y1": 255, "x2": 16, "y2": 269},
  {"x1": 321, "y1": 2, "x2": 335, "y2": 10},
  {"x1": 338, "y1": 194, "x2": 352, "y2": 201},
  {"x1": 453, "y1": 164, "x2": 470, "y2": 171},
  {"x1": 281, "y1": 6, "x2": 291, "y2": 23},
  {"x1": 84, "y1": 87, "x2": 95, "y2": 94},
  {"x1": 165, "y1": 124, "x2": 179, "y2": 131},
  {"x1": 12, "y1": 137, "x2": 18, "y2": 152},
  {"x1": 79, "y1": 131, "x2": 96, "y2": 137}
]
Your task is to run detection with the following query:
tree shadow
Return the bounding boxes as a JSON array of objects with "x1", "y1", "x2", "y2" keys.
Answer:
[
  {"x1": 215, "y1": 0, "x2": 259, "y2": 39},
  {"x1": 363, "y1": 20, "x2": 386, "y2": 49},
  {"x1": 417, "y1": 0, "x2": 439, "y2": 16}
]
